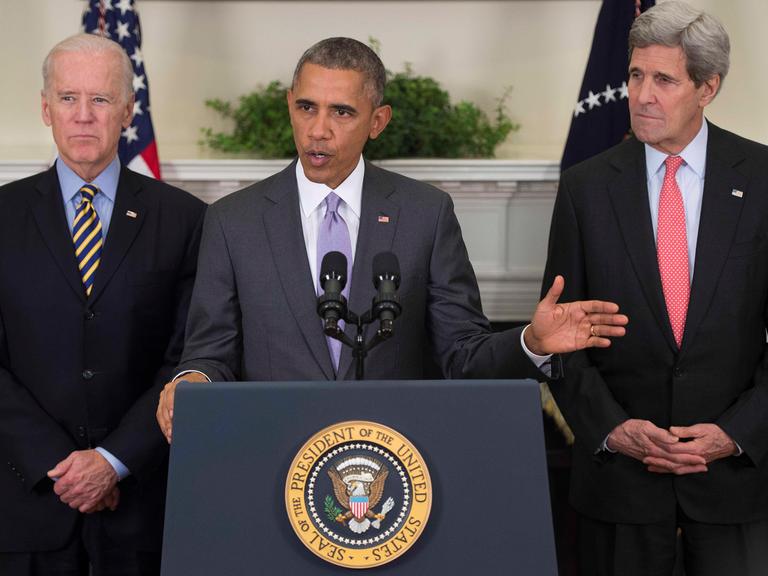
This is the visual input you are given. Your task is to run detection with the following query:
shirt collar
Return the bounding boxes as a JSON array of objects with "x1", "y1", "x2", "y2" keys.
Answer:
[
  {"x1": 645, "y1": 119, "x2": 708, "y2": 180},
  {"x1": 56, "y1": 156, "x2": 120, "y2": 204},
  {"x1": 296, "y1": 156, "x2": 364, "y2": 219}
]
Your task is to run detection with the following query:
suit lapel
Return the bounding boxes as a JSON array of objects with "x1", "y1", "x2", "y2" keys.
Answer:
[
  {"x1": 89, "y1": 167, "x2": 147, "y2": 304},
  {"x1": 337, "y1": 163, "x2": 400, "y2": 380},
  {"x1": 29, "y1": 166, "x2": 87, "y2": 302},
  {"x1": 263, "y1": 162, "x2": 335, "y2": 380},
  {"x1": 681, "y1": 125, "x2": 747, "y2": 355},
  {"x1": 607, "y1": 141, "x2": 679, "y2": 351}
]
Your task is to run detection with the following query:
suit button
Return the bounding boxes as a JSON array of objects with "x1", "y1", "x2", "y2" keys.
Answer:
[
  {"x1": 82, "y1": 369, "x2": 94, "y2": 380},
  {"x1": 85, "y1": 310, "x2": 95, "y2": 320},
  {"x1": 673, "y1": 367, "x2": 684, "y2": 378},
  {"x1": 76, "y1": 426, "x2": 87, "y2": 438}
]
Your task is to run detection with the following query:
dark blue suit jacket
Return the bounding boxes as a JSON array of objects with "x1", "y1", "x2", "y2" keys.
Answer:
[
  {"x1": 544, "y1": 123, "x2": 768, "y2": 525},
  {"x1": 0, "y1": 163, "x2": 205, "y2": 552}
]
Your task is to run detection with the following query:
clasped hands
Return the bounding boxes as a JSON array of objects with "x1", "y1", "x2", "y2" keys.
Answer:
[
  {"x1": 607, "y1": 419, "x2": 738, "y2": 475},
  {"x1": 47, "y1": 449, "x2": 119, "y2": 513}
]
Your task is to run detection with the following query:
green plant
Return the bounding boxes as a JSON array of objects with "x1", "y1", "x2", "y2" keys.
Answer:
[
  {"x1": 201, "y1": 81, "x2": 295, "y2": 157},
  {"x1": 366, "y1": 66, "x2": 517, "y2": 159},
  {"x1": 202, "y1": 63, "x2": 518, "y2": 159}
]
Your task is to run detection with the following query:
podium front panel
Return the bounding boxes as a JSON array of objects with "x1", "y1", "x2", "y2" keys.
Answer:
[{"x1": 162, "y1": 379, "x2": 557, "y2": 575}]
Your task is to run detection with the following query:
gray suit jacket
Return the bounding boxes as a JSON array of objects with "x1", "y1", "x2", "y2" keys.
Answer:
[{"x1": 177, "y1": 160, "x2": 543, "y2": 382}]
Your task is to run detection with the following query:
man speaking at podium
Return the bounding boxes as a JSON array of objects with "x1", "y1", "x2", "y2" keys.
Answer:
[{"x1": 156, "y1": 37, "x2": 628, "y2": 441}]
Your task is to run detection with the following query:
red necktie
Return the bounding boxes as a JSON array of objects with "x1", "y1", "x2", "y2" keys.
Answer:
[{"x1": 657, "y1": 155, "x2": 689, "y2": 347}]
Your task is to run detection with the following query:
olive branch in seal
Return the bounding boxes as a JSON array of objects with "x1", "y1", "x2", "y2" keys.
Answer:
[{"x1": 324, "y1": 495, "x2": 343, "y2": 522}]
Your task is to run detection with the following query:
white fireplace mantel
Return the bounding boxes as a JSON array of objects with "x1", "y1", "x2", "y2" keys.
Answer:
[{"x1": 0, "y1": 158, "x2": 560, "y2": 321}]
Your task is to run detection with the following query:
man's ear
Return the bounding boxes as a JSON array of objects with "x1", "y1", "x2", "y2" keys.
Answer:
[
  {"x1": 699, "y1": 74, "x2": 721, "y2": 108},
  {"x1": 368, "y1": 105, "x2": 392, "y2": 140},
  {"x1": 41, "y1": 91, "x2": 53, "y2": 127},
  {"x1": 122, "y1": 93, "x2": 136, "y2": 129}
]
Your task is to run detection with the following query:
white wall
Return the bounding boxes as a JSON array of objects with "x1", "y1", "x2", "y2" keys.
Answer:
[{"x1": 0, "y1": 0, "x2": 765, "y2": 161}]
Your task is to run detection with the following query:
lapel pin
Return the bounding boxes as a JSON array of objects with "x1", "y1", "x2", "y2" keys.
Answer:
[
  {"x1": 377, "y1": 214, "x2": 390, "y2": 224},
  {"x1": 731, "y1": 189, "x2": 744, "y2": 198},
  {"x1": 126, "y1": 210, "x2": 138, "y2": 218}
]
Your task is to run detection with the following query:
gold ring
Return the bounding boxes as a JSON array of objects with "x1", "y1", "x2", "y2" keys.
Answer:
[{"x1": 590, "y1": 325, "x2": 597, "y2": 337}]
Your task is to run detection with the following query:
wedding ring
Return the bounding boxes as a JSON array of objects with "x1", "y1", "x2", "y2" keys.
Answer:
[{"x1": 590, "y1": 325, "x2": 597, "y2": 337}]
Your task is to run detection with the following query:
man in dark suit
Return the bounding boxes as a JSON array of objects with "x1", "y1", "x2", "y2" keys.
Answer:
[
  {"x1": 542, "y1": 2, "x2": 768, "y2": 574},
  {"x1": 0, "y1": 34, "x2": 205, "y2": 575},
  {"x1": 156, "y1": 37, "x2": 628, "y2": 439}
]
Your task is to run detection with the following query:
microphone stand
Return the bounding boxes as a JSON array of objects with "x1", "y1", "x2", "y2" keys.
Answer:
[{"x1": 323, "y1": 309, "x2": 393, "y2": 381}]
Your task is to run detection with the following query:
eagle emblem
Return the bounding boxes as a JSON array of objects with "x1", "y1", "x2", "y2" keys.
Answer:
[{"x1": 327, "y1": 456, "x2": 395, "y2": 534}]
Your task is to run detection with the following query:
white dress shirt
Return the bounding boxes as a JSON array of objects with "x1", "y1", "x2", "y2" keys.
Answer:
[
  {"x1": 296, "y1": 156, "x2": 363, "y2": 290},
  {"x1": 645, "y1": 119, "x2": 708, "y2": 281}
]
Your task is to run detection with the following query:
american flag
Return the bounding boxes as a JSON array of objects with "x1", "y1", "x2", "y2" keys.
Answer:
[
  {"x1": 560, "y1": 0, "x2": 655, "y2": 172},
  {"x1": 82, "y1": 0, "x2": 161, "y2": 179}
]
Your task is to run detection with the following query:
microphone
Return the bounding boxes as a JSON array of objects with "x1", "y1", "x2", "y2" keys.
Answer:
[
  {"x1": 371, "y1": 252, "x2": 402, "y2": 338},
  {"x1": 317, "y1": 251, "x2": 348, "y2": 336}
]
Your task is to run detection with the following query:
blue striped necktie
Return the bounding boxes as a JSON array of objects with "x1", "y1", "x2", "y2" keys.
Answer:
[{"x1": 72, "y1": 184, "x2": 103, "y2": 297}]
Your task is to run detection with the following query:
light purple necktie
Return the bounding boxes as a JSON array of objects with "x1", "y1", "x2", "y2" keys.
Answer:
[{"x1": 316, "y1": 192, "x2": 352, "y2": 371}]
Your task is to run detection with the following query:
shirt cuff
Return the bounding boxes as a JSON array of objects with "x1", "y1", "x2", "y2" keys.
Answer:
[
  {"x1": 172, "y1": 369, "x2": 211, "y2": 382},
  {"x1": 521, "y1": 324, "x2": 553, "y2": 375},
  {"x1": 598, "y1": 434, "x2": 617, "y2": 454},
  {"x1": 95, "y1": 447, "x2": 130, "y2": 481}
]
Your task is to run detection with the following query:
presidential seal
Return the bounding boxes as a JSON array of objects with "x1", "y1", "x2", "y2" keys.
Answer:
[{"x1": 285, "y1": 421, "x2": 432, "y2": 569}]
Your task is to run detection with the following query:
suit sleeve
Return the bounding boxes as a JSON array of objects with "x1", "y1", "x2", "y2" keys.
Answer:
[
  {"x1": 99, "y1": 201, "x2": 206, "y2": 481},
  {"x1": 174, "y1": 204, "x2": 242, "y2": 383},
  {"x1": 424, "y1": 193, "x2": 545, "y2": 381},
  {"x1": 718, "y1": 348, "x2": 768, "y2": 466},
  {"x1": 716, "y1": 277, "x2": 768, "y2": 466},
  {"x1": 542, "y1": 173, "x2": 629, "y2": 452},
  {"x1": 0, "y1": 306, "x2": 76, "y2": 489}
]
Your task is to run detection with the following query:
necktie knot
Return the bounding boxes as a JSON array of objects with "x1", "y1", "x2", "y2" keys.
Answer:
[
  {"x1": 665, "y1": 156, "x2": 684, "y2": 178},
  {"x1": 325, "y1": 192, "x2": 342, "y2": 215},
  {"x1": 79, "y1": 184, "x2": 99, "y2": 205}
]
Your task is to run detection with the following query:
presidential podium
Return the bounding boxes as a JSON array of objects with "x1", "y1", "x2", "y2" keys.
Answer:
[{"x1": 161, "y1": 380, "x2": 557, "y2": 575}]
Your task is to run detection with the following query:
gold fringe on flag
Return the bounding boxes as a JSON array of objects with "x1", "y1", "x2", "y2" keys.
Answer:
[{"x1": 540, "y1": 382, "x2": 574, "y2": 445}]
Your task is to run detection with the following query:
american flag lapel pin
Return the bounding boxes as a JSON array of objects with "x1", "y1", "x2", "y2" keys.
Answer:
[
  {"x1": 126, "y1": 210, "x2": 138, "y2": 218},
  {"x1": 377, "y1": 214, "x2": 390, "y2": 224},
  {"x1": 731, "y1": 189, "x2": 744, "y2": 198}
]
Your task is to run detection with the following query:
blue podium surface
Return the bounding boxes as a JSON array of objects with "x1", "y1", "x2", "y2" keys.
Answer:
[{"x1": 162, "y1": 379, "x2": 557, "y2": 575}]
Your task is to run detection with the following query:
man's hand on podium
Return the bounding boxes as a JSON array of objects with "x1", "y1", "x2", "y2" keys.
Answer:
[{"x1": 157, "y1": 372, "x2": 209, "y2": 443}]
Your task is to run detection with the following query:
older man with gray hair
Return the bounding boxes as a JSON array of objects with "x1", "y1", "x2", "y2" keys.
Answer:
[
  {"x1": 0, "y1": 33, "x2": 205, "y2": 575},
  {"x1": 542, "y1": 1, "x2": 768, "y2": 574}
]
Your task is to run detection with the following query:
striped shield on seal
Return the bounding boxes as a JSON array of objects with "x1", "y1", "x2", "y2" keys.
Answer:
[{"x1": 350, "y1": 495, "x2": 369, "y2": 519}]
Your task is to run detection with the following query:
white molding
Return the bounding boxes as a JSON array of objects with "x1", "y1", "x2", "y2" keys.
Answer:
[
  {"x1": 0, "y1": 158, "x2": 560, "y2": 321},
  {"x1": 0, "y1": 158, "x2": 560, "y2": 187},
  {"x1": 0, "y1": 161, "x2": 49, "y2": 186}
]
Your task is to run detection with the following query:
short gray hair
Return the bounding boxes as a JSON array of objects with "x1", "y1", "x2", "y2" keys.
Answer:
[
  {"x1": 629, "y1": 0, "x2": 729, "y2": 93},
  {"x1": 292, "y1": 37, "x2": 387, "y2": 107},
  {"x1": 43, "y1": 33, "x2": 134, "y2": 101}
]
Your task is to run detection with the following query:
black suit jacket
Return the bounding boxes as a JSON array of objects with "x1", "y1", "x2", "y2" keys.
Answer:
[
  {"x1": 0, "y1": 164, "x2": 205, "y2": 552},
  {"x1": 176, "y1": 160, "x2": 544, "y2": 382},
  {"x1": 543, "y1": 123, "x2": 768, "y2": 525}
]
